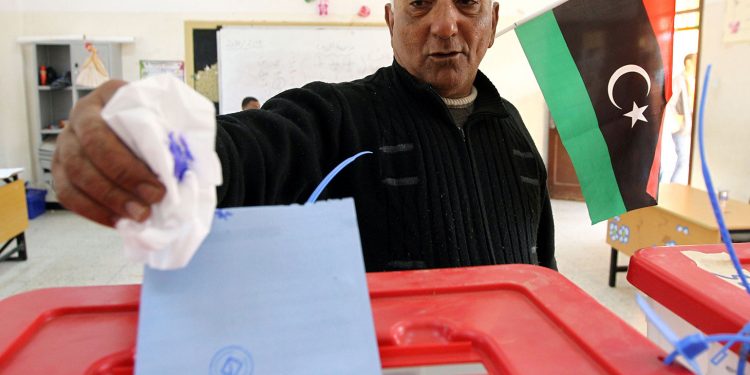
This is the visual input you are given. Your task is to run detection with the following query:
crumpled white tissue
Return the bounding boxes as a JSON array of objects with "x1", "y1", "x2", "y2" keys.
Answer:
[{"x1": 101, "y1": 75, "x2": 222, "y2": 270}]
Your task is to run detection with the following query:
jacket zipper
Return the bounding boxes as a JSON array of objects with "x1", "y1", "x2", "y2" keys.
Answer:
[
  {"x1": 430, "y1": 89, "x2": 497, "y2": 265},
  {"x1": 462, "y1": 119, "x2": 498, "y2": 265}
]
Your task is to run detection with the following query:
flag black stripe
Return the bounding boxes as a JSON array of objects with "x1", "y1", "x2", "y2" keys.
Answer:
[{"x1": 553, "y1": 0, "x2": 665, "y2": 211}]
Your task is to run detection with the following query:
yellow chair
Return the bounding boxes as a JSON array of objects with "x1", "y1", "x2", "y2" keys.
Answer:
[{"x1": 0, "y1": 170, "x2": 28, "y2": 261}]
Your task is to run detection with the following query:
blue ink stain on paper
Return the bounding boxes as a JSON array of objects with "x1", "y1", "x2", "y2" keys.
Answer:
[
  {"x1": 215, "y1": 209, "x2": 233, "y2": 221},
  {"x1": 210, "y1": 346, "x2": 253, "y2": 375},
  {"x1": 169, "y1": 131, "x2": 194, "y2": 182}
]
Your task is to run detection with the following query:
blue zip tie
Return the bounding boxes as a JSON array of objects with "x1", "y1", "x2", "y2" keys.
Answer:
[
  {"x1": 635, "y1": 294, "x2": 750, "y2": 374},
  {"x1": 711, "y1": 323, "x2": 750, "y2": 365},
  {"x1": 739, "y1": 342, "x2": 749, "y2": 374},
  {"x1": 306, "y1": 151, "x2": 372, "y2": 204},
  {"x1": 636, "y1": 295, "x2": 705, "y2": 374},
  {"x1": 636, "y1": 294, "x2": 681, "y2": 346},
  {"x1": 703, "y1": 333, "x2": 750, "y2": 373},
  {"x1": 697, "y1": 64, "x2": 750, "y2": 295},
  {"x1": 638, "y1": 287, "x2": 750, "y2": 373}
]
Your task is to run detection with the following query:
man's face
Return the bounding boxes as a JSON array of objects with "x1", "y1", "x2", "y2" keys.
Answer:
[{"x1": 385, "y1": 0, "x2": 499, "y2": 98}]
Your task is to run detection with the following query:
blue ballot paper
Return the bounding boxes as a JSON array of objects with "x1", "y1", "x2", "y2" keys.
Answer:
[{"x1": 135, "y1": 199, "x2": 381, "y2": 375}]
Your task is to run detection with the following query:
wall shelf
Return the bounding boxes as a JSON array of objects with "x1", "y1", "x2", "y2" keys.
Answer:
[
  {"x1": 40, "y1": 129, "x2": 64, "y2": 135},
  {"x1": 38, "y1": 86, "x2": 72, "y2": 91}
]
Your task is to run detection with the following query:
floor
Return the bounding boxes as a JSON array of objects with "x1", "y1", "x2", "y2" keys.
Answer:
[{"x1": 0, "y1": 199, "x2": 645, "y2": 334}]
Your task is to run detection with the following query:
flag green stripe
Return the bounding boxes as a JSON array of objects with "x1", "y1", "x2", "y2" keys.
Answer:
[{"x1": 516, "y1": 11, "x2": 626, "y2": 223}]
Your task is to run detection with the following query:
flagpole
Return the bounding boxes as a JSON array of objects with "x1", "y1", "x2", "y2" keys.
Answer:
[{"x1": 494, "y1": 0, "x2": 571, "y2": 38}]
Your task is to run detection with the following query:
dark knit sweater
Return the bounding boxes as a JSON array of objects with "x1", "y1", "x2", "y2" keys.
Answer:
[{"x1": 215, "y1": 61, "x2": 556, "y2": 272}]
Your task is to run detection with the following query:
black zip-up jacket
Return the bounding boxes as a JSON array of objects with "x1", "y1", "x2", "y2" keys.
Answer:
[{"x1": 215, "y1": 61, "x2": 556, "y2": 272}]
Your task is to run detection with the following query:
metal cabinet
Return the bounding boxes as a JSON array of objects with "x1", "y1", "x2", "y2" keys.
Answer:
[{"x1": 19, "y1": 37, "x2": 131, "y2": 202}]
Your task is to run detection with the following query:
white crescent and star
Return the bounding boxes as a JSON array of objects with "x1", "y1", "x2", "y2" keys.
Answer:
[{"x1": 607, "y1": 64, "x2": 652, "y2": 128}]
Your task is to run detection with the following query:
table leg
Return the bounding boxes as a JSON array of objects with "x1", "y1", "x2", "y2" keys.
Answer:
[
  {"x1": 608, "y1": 247, "x2": 631, "y2": 287},
  {"x1": 609, "y1": 248, "x2": 619, "y2": 287},
  {"x1": 15, "y1": 233, "x2": 27, "y2": 261},
  {"x1": 0, "y1": 233, "x2": 27, "y2": 262}
]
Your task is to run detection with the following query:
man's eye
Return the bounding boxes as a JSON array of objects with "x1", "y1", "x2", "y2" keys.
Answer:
[
  {"x1": 456, "y1": 0, "x2": 480, "y2": 8},
  {"x1": 409, "y1": 0, "x2": 430, "y2": 9}
]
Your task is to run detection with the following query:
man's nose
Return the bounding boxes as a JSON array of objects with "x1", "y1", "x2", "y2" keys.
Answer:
[{"x1": 429, "y1": 2, "x2": 459, "y2": 39}]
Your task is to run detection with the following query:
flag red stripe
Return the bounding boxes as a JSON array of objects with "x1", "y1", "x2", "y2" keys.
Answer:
[
  {"x1": 647, "y1": 111, "x2": 666, "y2": 199},
  {"x1": 643, "y1": 0, "x2": 675, "y2": 199},
  {"x1": 642, "y1": 0, "x2": 676, "y2": 99}
]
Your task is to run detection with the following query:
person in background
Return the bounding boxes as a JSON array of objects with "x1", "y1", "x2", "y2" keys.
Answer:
[
  {"x1": 659, "y1": 53, "x2": 697, "y2": 184},
  {"x1": 668, "y1": 53, "x2": 697, "y2": 184},
  {"x1": 241, "y1": 96, "x2": 261, "y2": 110},
  {"x1": 53, "y1": 0, "x2": 556, "y2": 272}
]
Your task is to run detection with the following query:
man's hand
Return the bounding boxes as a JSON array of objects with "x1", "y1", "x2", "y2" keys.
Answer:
[{"x1": 53, "y1": 80, "x2": 166, "y2": 227}]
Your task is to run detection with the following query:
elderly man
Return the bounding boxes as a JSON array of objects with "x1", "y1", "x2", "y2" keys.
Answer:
[{"x1": 53, "y1": 0, "x2": 556, "y2": 271}]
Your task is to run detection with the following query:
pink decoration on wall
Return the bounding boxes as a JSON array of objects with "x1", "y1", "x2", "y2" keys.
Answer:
[
  {"x1": 358, "y1": 5, "x2": 371, "y2": 18},
  {"x1": 729, "y1": 21, "x2": 741, "y2": 34},
  {"x1": 318, "y1": 0, "x2": 329, "y2": 16}
]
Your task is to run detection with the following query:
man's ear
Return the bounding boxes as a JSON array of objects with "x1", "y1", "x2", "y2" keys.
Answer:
[
  {"x1": 385, "y1": 3, "x2": 395, "y2": 37},
  {"x1": 488, "y1": 2, "x2": 499, "y2": 48}
]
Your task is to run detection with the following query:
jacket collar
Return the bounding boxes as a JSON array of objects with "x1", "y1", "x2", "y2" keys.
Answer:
[{"x1": 390, "y1": 59, "x2": 509, "y2": 118}]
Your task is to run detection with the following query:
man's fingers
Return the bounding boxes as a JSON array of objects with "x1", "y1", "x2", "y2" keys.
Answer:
[
  {"x1": 69, "y1": 81, "x2": 166, "y2": 205},
  {"x1": 75, "y1": 116, "x2": 165, "y2": 203},
  {"x1": 54, "y1": 79, "x2": 167, "y2": 226},
  {"x1": 56, "y1": 133, "x2": 151, "y2": 222},
  {"x1": 52, "y1": 159, "x2": 119, "y2": 228}
]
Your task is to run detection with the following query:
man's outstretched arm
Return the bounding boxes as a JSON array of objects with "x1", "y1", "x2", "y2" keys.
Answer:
[{"x1": 55, "y1": 80, "x2": 356, "y2": 225}]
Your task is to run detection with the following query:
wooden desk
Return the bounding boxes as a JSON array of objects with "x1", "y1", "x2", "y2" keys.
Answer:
[
  {"x1": 0, "y1": 168, "x2": 28, "y2": 262},
  {"x1": 606, "y1": 183, "x2": 750, "y2": 287}
]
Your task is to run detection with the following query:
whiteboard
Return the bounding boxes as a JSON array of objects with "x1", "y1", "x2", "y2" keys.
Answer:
[{"x1": 217, "y1": 25, "x2": 393, "y2": 114}]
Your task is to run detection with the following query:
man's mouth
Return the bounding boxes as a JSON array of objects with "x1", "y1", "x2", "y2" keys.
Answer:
[{"x1": 429, "y1": 51, "x2": 461, "y2": 59}]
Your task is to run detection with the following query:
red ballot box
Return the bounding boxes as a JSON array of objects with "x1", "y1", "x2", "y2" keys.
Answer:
[
  {"x1": 0, "y1": 265, "x2": 687, "y2": 374},
  {"x1": 628, "y1": 243, "x2": 750, "y2": 374}
]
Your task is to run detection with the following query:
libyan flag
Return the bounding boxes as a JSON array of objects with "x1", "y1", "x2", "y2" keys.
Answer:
[{"x1": 516, "y1": 0, "x2": 675, "y2": 223}]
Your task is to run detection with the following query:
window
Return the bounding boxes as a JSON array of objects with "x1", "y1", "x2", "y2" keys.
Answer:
[{"x1": 675, "y1": 0, "x2": 701, "y2": 31}]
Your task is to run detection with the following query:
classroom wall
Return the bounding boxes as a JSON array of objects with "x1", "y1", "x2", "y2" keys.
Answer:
[
  {"x1": 691, "y1": 0, "x2": 750, "y2": 203},
  {"x1": 1, "y1": 0, "x2": 556, "y2": 185},
  {"x1": 0, "y1": 1, "x2": 32, "y2": 180}
]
